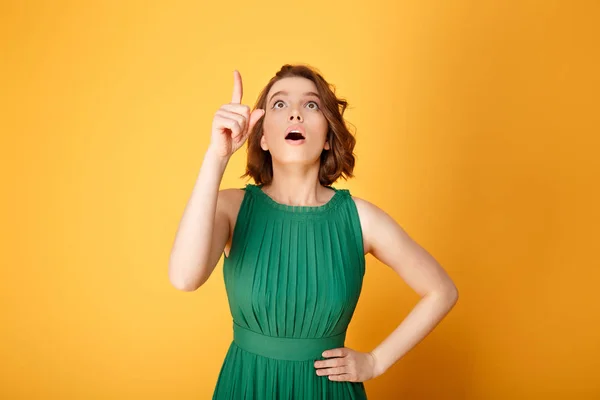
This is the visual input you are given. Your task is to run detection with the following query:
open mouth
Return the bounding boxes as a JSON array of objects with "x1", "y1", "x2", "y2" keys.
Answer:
[{"x1": 285, "y1": 131, "x2": 305, "y2": 141}]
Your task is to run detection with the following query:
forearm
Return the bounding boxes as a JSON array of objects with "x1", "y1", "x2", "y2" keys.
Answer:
[
  {"x1": 168, "y1": 147, "x2": 229, "y2": 290},
  {"x1": 370, "y1": 287, "x2": 459, "y2": 375}
]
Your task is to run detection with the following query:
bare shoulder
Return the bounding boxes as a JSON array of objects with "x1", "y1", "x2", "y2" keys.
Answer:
[
  {"x1": 218, "y1": 188, "x2": 246, "y2": 257},
  {"x1": 350, "y1": 195, "x2": 407, "y2": 257},
  {"x1": 218, "y1": 187, "x2": 246, "y2": 207},
  {"x1": 349, "y1": 195, "x2": 378, "y2": 255}
]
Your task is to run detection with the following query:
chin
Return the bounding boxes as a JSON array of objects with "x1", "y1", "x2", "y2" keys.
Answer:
[{"x1": 272, "y1": 151, "x2": 321, "y2": 166}]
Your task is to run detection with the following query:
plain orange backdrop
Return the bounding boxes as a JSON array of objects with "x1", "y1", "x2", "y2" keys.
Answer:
[{"x1": 1, "y1": 1, "x2": 599, "y2": 399}]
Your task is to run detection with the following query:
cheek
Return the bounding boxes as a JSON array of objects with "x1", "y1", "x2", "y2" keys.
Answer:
[
  {"x1": 261, "y1": 127, "x2": 276, "y2": 143},
  {"x1": 262, "y1": 113, "x2": 281, "y2": 134},
  {"x1": 315, "y1": 116, "x2": 329, "y2": 136}
]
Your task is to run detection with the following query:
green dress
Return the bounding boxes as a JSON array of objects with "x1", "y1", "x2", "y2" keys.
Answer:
[{"x1": 212, "y1": 183, "x2": 367, "y2": 399}]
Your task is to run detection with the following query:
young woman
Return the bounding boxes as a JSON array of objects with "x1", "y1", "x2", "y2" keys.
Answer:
[{"x1": 169, "y1": 64, "x2": 459, "y2": 399}]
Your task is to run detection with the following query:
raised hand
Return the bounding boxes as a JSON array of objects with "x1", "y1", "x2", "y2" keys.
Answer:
[{"x1": 209, "y1": 70, "x2": 265, "y2": 159}]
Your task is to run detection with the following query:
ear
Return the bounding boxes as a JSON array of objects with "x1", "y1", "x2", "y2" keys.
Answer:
[
  {"x1": 260, "y1": 134, "x2": 269, "y2": 151},
  {"x1": 323, "y1": 140, "x2": 330, "y2": 151}
]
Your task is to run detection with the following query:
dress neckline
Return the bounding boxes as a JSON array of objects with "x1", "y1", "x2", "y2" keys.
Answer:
[{"x1": 247, "y1": 183, "x2": 345, "y2": 213}]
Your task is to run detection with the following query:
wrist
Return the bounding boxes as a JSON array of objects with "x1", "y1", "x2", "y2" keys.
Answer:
[
  {"x1": 369, "y1": 350, "x2": 388, "y2": 377},
  {"x1": 205, "y1": 146, "x2": 230, "y2": 166}
]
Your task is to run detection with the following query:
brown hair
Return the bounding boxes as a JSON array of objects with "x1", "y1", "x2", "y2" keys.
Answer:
[{"x1": 241, "y1": 64, "x2": 357, "y2": 186}]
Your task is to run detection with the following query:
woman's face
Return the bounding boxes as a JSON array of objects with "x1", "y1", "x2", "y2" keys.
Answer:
[{"x1": 261, "y1": 77, "x2": 330, "y2": 165}]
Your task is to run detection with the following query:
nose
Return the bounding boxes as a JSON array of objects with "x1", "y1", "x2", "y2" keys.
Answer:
[{"x1": 288, "y1": 111, "x2": 303, "y2": 122}]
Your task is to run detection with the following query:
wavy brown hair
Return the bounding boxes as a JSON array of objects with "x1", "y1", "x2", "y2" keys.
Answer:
[{"x1": 241, "y1": 64, "x2": 357, "y2": 186}]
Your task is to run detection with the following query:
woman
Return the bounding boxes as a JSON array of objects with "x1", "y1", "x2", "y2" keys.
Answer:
[{"x1": 168, "y1": 64, "x2": 459, "y2": 399}]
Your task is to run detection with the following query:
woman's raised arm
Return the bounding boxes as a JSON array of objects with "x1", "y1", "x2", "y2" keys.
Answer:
[{"x1": 168, "y1": 70, "x2": 264, "y2": 291}]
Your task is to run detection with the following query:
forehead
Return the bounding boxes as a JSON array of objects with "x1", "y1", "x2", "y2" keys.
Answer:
[{"x1": 267, "y1": 77, "x2": 318, "y2": 97}]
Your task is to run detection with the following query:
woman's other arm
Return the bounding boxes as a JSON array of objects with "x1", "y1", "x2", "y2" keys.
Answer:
[{"x1": 354, "y1": 196, "x2": 459, "y2": 375}]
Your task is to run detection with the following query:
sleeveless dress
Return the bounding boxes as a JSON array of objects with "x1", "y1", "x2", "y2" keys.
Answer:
[{"x1": 212, "y1": 183, "x2": 367, "y2": 399}]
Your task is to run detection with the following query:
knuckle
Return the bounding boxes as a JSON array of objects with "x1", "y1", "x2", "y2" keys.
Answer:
[{"x1": 232, "y1": 112, "x2": 244, "y2": 123}]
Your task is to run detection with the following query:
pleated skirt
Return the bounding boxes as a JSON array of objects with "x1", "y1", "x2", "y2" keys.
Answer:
[{"x1": 212, "y1": 340, "x2": 368, "y2": 399}]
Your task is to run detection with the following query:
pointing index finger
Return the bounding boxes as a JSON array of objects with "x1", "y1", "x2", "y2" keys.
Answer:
[{"x1": 231, "y1": 70, "x2": 243, "y2": 104}]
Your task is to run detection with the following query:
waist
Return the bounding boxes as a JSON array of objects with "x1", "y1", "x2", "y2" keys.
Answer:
[{"x1": 232, "y1": 321, "x2": 346, "y2": 361}]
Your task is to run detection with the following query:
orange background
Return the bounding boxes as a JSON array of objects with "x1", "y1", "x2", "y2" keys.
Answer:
[{"x1": 2, "y1": 1, "x2": 599, "y2": 398}]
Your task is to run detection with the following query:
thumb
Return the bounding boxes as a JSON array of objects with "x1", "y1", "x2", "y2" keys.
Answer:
[{"x1": 247, "y1": 109, "x2": 265, "y2": 133}]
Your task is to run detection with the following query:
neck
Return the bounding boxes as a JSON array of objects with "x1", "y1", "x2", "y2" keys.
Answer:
[{"x1": 262, "y1": 163, "x2": 331, "y2": 207}]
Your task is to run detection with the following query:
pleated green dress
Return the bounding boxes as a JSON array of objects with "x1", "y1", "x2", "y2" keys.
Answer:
[{"x1": 212, "y1": 183, "x2": 367, "y2": 399}]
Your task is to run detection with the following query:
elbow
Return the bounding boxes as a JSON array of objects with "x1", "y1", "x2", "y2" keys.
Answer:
[
  {"x1": 168, "y1": 264, "x2": 206, "y2": 292},
  {"x1": 429, "y1": 282, "x2": 459, "y2": 308},
  {"x1": 170, "y1": 280, "x2": 200, "y2": 292},
  {"x1": 443, "y1": 283, "x2": 459, "y2": 307}
]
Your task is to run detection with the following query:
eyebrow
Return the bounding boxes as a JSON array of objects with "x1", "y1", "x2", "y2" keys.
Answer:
[{"x1": 268, "y1": 90, "x2": 320, "y2": 103}]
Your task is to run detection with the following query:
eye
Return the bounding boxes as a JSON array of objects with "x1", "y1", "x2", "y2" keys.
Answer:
[
  {"x1": 272, "y1": 99, "x2": 320, "y2": 110},
  {"x1": 306, "y1": 101, "x2": 319, "y2": 110}
]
